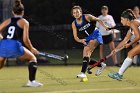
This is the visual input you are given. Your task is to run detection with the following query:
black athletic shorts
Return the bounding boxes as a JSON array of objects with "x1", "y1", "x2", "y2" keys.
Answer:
[{"x1": 102, "y1": 34, "x2": 113, "y2": 44}]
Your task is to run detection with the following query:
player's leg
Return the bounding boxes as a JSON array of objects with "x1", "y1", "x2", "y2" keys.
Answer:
[
  {"x1": 19, "y1": 47, "x2": 43, "y2": 87},
  {"x1": 77, "y1": 40, "x2": 98, "y2": 78},
  {"x1": 118, "y1": 44, "x2": 140, "y2": 75},
  {"x1": 0, "y1": 58, "x2": 7, "y2": 69},
  {"x1": 87, "y1": 39, "x2": 106, "y2": 76},
  {"x1": 132, "y1": 43, "x2": 138, "y2": 66},
  {"x1": 88, "y1": 40, "x2": 102, "y2": 67},
  {"x1": 109, "y1": 41, "x2": 119, "y2": 66},
  {"x1": 132, "y1": 55, "x2": 138, "y2": 65},
  {"x1": 86, "y1": 39, "x2": 99, "y2": 56},
  {"x1": 109, "y1": 44, "x2": 140, "y2": 80},
  {"x1": 100, "y1": 44, "x2": 104, "y2": 59}
]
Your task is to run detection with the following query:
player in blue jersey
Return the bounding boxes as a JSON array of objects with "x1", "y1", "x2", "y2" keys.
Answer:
[
  {"x1": 0, "y1": 0, "x2": 43, "y2": 87},
  {"x1": 71, "y1": 6, "x2": 109, "y2": 78}
]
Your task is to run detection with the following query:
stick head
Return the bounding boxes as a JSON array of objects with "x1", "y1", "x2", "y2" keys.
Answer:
[{"x1": 63, "y1": 54, "x2": 69, "y2": 61}]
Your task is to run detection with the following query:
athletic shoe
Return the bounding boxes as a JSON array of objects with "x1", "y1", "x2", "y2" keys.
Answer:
[
  {"x1": 26, "y1": 80, "x2": 43, "y2": 87},
  {"x1": 95, "y1": 62, "x2": 106, "y2": 76},
  {"x1": 77, "y1": 72, "x2": 87, "y2": 78},
  {"x1": 108, "y1": 72, "x2": 123, "y2": 81}
]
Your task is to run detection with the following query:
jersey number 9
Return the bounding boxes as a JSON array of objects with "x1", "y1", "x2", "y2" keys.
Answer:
[{"x1": 7, "y1": 26, "x2": 15, "y2": 39}]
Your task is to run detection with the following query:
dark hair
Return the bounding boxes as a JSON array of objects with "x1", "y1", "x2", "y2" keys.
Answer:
[
  {"x1": 13, "y1": 0, "x2": 24, "y2": 15},
  {"x1": 121, "y1": 9, "x2": 136, "y2": 20},
  {"x1": 101, "y1": 5, "x2": 108, "y2": 10},
  {"x1": 71, "y1": 5, "x2": 82, "y2": 15}
]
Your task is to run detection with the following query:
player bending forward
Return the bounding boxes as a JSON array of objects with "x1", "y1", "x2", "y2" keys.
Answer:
[
  {"x1": 0, "y1": 0, "x2": 43, "y2": 87},
  {"x1": 108, "y1": 9, "x2": 140, "y2": 80}
]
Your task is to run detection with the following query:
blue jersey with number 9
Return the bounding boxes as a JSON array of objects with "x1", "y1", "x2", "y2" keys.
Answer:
[
  {"x1": 0, "y1": 17, "x2": 24, "y2": 58},
  {"x1": 3, "y1": 17, "x2": 23, "y2": 41}
]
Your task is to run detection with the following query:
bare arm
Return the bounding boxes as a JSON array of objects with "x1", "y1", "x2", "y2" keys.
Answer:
[
  {"x1": 0, "y1": 19, "x2": 10, "y2": 39},
  {"x1": 22, "y1": 20, "x2": 33, "y2": 49},
  {"x1": 71, "y1": 22, "x2": 86, "y2": 45},
  {"x1": 85, "y1": 14, "x2": 108, "y2": 30},
  {"x1": 0, "y1": 19, "x2": 10, "y2": 31},
  {"x1": 0, "y1": 34, "x2": 3, "y2": 39},
  {"x1": 22, "y1": 19, "x2": 39, "y2": 54},
  {"x1": 127, "y1": 21, "x2": 140, "y2": 46},
  {"x1": 115, "y1": 30, "x2": 132, "y2": 49},
  {"x1": 110, "y1": 16, "x2": 117, "y2": 38}
]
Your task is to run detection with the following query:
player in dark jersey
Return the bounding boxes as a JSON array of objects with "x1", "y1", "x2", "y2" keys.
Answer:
[
  {"x1": 71, "y1": 6, "x2": 109, "y2": 78},
  {"x1": 0, "y1": 0, "x2": 43, "y2": 87}
]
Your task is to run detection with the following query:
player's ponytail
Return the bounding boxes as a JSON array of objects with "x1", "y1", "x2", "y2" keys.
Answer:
[
  {"x1": 121, "y1": 9, "x2": 136, "y2": 20},
  {"x1": 13, "y1": 0, "x2": 24, "y2": 15}
]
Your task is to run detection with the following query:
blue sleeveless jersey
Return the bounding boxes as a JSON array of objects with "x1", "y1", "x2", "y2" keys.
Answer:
[
  {"x1": 74, "y1": 15, "x2": 103, "y2": 45},
  {"x1": 0, "y1": 17, "x2": 24, "y2": 58},
  {"x1": 3, "y1": 17, "x2": 23, "y2": 41}
]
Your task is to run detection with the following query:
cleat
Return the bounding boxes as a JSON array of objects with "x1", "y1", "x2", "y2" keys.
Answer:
[
  {"x1": 108, "y1": 72, "x2": 123, "y2": 81},
  {"x1": 95, "y1": 62, "x2": 106, "y2": 76},
  {"x1": 77, "y1": 72, "x2": 87, "y2": 78},
  {"x1": 26, "y1": 80, "x2": 43, "y2": 87}
]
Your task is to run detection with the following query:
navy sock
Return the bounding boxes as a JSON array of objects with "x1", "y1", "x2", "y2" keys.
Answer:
[
  {"x1": 81, "y1": 57, "x2": 89, "y2": 73},
  {"x1": 28, "y1": 62, "x2": 37, "y2": 81}
]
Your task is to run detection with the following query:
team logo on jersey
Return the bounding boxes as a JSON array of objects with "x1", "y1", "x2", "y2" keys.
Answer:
[{"x1": 79, "y1": 23, "x2": 91, "y2": 31}]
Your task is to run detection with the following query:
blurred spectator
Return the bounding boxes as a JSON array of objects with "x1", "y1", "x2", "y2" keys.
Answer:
[
  {"x1": 132, "y1": 6, "x2": 140, "y2": 66},
  {"x1": 96, "y1": 5, "x2": 119, "y2": 66},
  {"x1": 133, "y1": 6, "x2": 140, "y2": 20}
]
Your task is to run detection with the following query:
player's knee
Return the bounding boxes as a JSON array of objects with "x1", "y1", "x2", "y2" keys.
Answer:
[
  {"x1": 84, "y1": 47, "x2": 89, "y2": 53},
  {"x1": 29, "y1": 55, "x2": 37, "y2": 62},
  {"x1": 127, "y1": 52, "x2": 133, "y2": 58},
  {"x1": 86, "y1": 47, "x2": 93, "y2": 53},
  {"x1": 83, "y1": 57, "x2": 90, "y2": 63}
]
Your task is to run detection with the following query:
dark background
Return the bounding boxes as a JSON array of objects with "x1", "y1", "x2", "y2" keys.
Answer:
[
  {"x1": 0, "y1": 0, "x2": 139, "y2": 65},
  {"x1": 23, "y1": 0, "x2": 140, "y2": 25},
  {"x1": 21, "y1": 0, "x2": 140, "y2": 50}
]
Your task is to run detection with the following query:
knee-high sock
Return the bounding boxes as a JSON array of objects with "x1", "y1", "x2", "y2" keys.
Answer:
[
  {"x1": 81, "y1": 57, "x2": 89, "y2": 73},
  {"x1": 28, "y1": 62, "x2": 37, "y2": 81},
  {"x1": 118, "y1": 57, "x2": 132, "y2": 75}
]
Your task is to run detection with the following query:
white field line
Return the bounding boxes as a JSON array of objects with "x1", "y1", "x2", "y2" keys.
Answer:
[{"x1": 37, "y1": 87, "x2": 140, "y2": 93}]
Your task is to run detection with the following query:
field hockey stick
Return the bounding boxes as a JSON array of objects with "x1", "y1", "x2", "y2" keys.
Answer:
[
  {"x1": 108, "y1": 25, "x2": 125, "y2": 30},
  {"x1": 38, "y1": 52, "x2": 69, "y2": 61},
  {"x1": 88, "y1": 46, "x2": 124, "y2": 70}
]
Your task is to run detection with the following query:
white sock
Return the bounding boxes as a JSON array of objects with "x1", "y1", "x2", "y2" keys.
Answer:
[
  {"x1": 133, "y1": 55, "x2": 137, "y2": 64},
  {"x1": 118, "y1": 57, "x2": 132, "y2": 75}
]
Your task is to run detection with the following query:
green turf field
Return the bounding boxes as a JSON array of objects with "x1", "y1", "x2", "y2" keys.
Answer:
[{"x1": 0, "y1": 66, "x2": 140, "y2": 93}]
